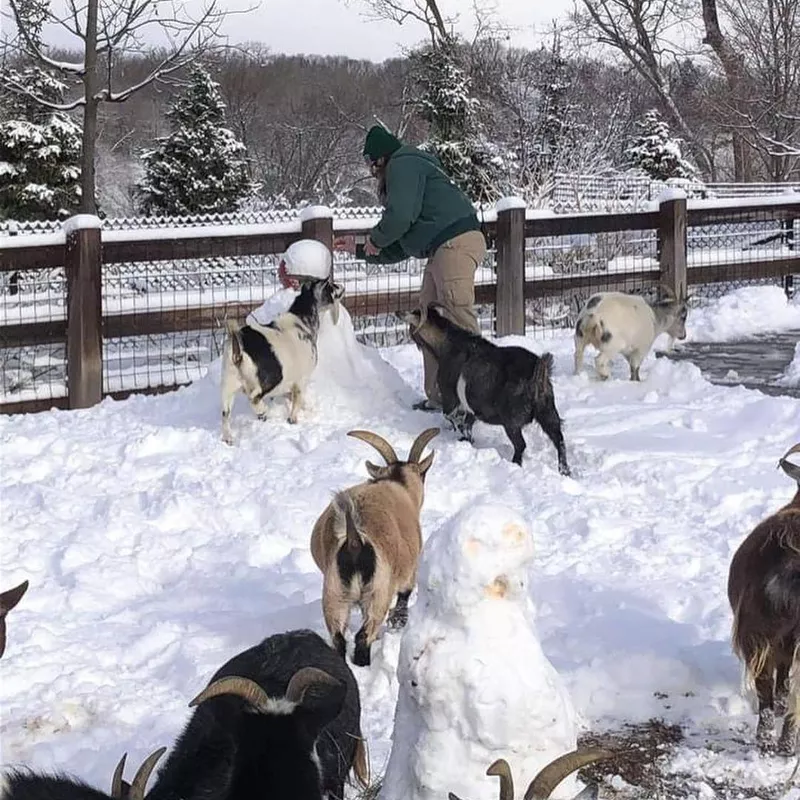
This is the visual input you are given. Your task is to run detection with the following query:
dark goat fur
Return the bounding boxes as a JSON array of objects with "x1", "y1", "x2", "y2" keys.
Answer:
[
  {"x1": 0, "y1": 579, "x2": 28, "y2": 659},
  {"x1": 3, "y1": 630, "x2": 368, "y2": 800},
  {"x1": 728, "y1": 444, "x2": 800, "y2": 755},
  {"x1": 404, "y1": 305, "x2": 570, "y2": 475}
]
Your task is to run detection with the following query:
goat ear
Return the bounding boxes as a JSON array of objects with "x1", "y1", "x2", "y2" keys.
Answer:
[
  {"x1": 365, "y1": 461, "x2": 388, "y2": 480},
  {"x1": 417, "y1": 452, "x2": 435, "y2": 478},
  {"x1": 779, "y1": 458, "x2": 800, "y2": 484},
  {"x1": 288, "y1": 668, "x2": 347, "y2": 731}
]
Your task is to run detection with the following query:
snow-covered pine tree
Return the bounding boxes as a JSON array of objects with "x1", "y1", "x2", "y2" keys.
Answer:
[
  {"x1": 411, "y1": 37, "x2": 507, "y2": 204},
  {"x1": 137, "y1": 66, "x2": 253, "y2": 216},
  {"x1": 626, "y1": 109, "x2": 696, "y2": 181},
  {"x1": 0, "y1": 68, "x2": 82, "y2": 220}
]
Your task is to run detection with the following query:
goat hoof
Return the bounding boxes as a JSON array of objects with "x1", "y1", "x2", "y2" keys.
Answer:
[
  {"x1": 333, "y1": 632, "x2": 346, "y2": 660},
  {"x1": 352, "y1": 646, "x2": 371, "y2": 668},
  {"x1": 221, "y1": 434, "x2": 234, "y2": 446},
  {"x1": 387, "y1": 610, "x2": 408, "y2": 629},
  {"x1": 257, "y1": 412, "x2": 268, "y2": 421},
  {"x1": 287, "y1": 416, "x2": 297, "y2": 425},
  {"x1": 559, "y1": 463, "x2": 572, "y2": 477}
]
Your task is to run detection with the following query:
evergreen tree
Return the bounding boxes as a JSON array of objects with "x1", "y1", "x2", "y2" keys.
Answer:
[
  {"x1": 0, "y1": 68, "x2": 82, "y2": 220},
  {"x1": 411, "y1": 37, "x2": 507, "y2": 203},
  {"x1": 626, "y1": 109, "x2": 696, "y2": 181},
  {"x1": 137, "y1": 67, "x2": 253, "y2": 216}
]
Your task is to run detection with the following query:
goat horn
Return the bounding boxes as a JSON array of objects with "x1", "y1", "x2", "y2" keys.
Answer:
[
  {"x1": 408, "y1": 427, "x2": 440, "y2": 464},
  {"x1": 110, "y1": 753, "x2": 127, "y2": 799},
  {"x1": 0, "y1": 580, "x2": 29, "y2": 660},
  {"x1": 487, "y1": 759, "x2": 515, "y2": 800},
  {"x1": 189, "y1": 676, "x2": 272, "y2": 711},
  {"x1": 285, "y1": 666, "x2": 341, "y2": 704},
  {"x1": 0, "y1": 580, "x2": 29, "y2": 614},
  {"x1": 347, "y1": 430, "x2": 398, "y2": 465},
  {"x1": 523, "y1": 748, "x2": 614, "y2": 800},
  {"x1": 778, "y1": 443, "x2": 800, "y2": 483},
  {"x1": 128, "y1": 747, "x2": 166, "y2": 800}
]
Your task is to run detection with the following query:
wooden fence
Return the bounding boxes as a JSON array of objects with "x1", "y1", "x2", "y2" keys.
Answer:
[{"x1": 1, "y1": 194, "x2": 798, "y2": 415}]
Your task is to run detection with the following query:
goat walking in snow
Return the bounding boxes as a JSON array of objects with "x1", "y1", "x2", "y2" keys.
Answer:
[
  {"x1": 573, "y1": 285, "x2": 688, "y2": 381},
  {"x1": 402, "y1": 304, "x2": 570, "y2": 475},
  {"x1": 311, "y1": 427, "x2": 439, "y2": 667},
  {"x1": 220, "y1": 277, "x2": 344, "y2": 444},
  {"x1": 728, "y1": 443, "x2": 800, "y2": 755}
]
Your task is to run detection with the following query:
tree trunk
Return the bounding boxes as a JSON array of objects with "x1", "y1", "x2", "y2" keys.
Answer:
[
  {"x1": 80, "y1": 0, "x2": 99, "y2": 214},
  {"x1": 701, "y1": 0, "x2": 752, "y2": 181}
]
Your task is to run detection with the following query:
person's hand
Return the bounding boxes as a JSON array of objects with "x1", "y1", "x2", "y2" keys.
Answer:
[
  {"x1": 364, "y1": 239, "x2": 381, "y2": 257},
  {"x1": 333, "y1": 235, "x2": 356, "y2": 253}
]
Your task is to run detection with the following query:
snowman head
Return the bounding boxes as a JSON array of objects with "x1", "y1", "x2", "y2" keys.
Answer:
[{"x1": 419, "y1": 503, "x2": 535, "y2": 614}]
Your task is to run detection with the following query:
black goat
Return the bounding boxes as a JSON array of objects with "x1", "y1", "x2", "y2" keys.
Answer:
[
  {"x1": 728, "y1": 443, "x2": 800, "y2": 755},
  {"x1": 402, "y1": 304, "x2": 570, "y2": 475},
  {"x1": 3, "y1": 630, "x2": 369, "y2": 800},
  {"x1": 0, "y1": 579, "x2": 28, "y2": 659}
]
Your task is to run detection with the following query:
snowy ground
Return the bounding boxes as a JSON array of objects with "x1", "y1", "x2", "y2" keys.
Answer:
[{"x1": 2, "y1": 287, "x2": 800, "y2": 798}]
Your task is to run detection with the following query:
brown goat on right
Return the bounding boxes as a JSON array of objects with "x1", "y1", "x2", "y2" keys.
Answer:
[
  {"x1": 728, "y1": 443, "x2": 800, "y2": 754},
  {"x1": 311, "y1": 427, "x2": 439, "y2": 667},
  {"x1": 1, "y1": 579, "x2": 29, "y2": 660}
]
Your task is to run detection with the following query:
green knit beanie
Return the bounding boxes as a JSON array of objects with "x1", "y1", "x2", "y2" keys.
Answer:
[{"x1": 363, "y1": 125, "x2": 402, "y2": 162}]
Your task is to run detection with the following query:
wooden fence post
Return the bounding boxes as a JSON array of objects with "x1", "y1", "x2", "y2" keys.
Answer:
[
  {"x1": 65, "y1": 215, "x2": 103, "y2": 409},
  {"x1": 658, "y1": 190, "x2": 688, "y2": 299},
  {"x1": 299, "y1": 205, "x2": 334, "y2": 276},
  {"x1": 494, "y1": 196, "x2": 526, "y2": 336}
]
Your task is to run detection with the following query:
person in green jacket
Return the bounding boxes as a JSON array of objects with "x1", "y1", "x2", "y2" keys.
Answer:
[{"x1": 361, "y1": 125, "x2": 487, "y2": 411}]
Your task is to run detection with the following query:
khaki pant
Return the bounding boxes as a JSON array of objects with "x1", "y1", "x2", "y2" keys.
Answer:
[{"x1": 418, "y1": 229, "x2": 487, "y2": 406}]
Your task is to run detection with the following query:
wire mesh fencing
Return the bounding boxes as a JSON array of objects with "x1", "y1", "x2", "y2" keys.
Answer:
[
  {"x1": 686, "y1": 203, "x2": 798, "y2": 304},
  {"x1": 0, "y1": 241, "x2": 67, "y2": 406},
  {"x1": 523, "y1": 219, "x2": 661, "y2": 338},
  {"x1": 101, "y1": 236, "x2": 288, "y2": 395}
]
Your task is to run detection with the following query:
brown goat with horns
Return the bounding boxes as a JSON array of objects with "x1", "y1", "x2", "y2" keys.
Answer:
[
  {"x1": 311, "y1": 427, "x2": 439, "y2": 667},
  {"x1": 728, "y1": 442, "x2": 800, "y2": 754}
]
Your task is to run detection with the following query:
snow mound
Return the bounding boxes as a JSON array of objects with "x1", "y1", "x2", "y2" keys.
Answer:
[
  {"x1": 777, "y1": 342, "x2": 800, "y2": 388},
  {"x1": 380, "y1": 503, "x2": 580, "y2": 800},
  {"x1": 687, "y1": 285, "x2": 800, "y2": 343}
]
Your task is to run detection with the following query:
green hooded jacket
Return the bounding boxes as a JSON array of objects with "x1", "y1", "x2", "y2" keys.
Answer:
[{"x1": 366, "y1": 145, "x2": 481, "y2": 264}]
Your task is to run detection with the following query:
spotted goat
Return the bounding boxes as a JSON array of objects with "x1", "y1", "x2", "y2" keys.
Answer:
[
  {"x1": 221, "y1": 278, "x2": 344, "y2": 444},
  {"x1": 573, "y1": 286, "x2": 688, "y2": 381}
]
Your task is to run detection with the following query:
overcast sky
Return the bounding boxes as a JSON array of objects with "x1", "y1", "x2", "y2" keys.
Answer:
[
  {"x1": 0, "y1": 0, "x2": 573, "y2": 61},
  {"x1": 227, "y1": 0, "x2": 573, "y2": 60}
]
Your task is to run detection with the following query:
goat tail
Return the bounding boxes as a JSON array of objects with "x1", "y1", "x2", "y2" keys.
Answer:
[
  {"x1": 225, "y1": 319, "x2": 243, "y2": 366},
  {"x1": 532, "y1": 351, "x2": 556, "y2": 401},
  {"x1": 731, "y1": 598, "x2": 772, "y2": 710},
  {"x1": 333, "y1": 491, "x2": 364, "y2": 553}
]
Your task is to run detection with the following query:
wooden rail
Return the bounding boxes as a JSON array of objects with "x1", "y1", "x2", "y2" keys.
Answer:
[{"x1": 1, "y1": 196, "x2": 798, "y2": 415}]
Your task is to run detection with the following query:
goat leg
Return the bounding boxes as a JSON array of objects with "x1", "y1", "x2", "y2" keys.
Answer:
[
  {"x1": 535, "y1": 400, "x2": 571, "y2": 476},
  {"x1": 777, "y1": 713, "x2": 798, "y2": 755},
  {"x1": 503, "y1": 425, "x2": 527, "y2": 466},
  {"x1": 457, "y1": 412, "x2": 476, "y2": 443},
  {"x1": 387, "y1": 589, "x2": 412, "y2": 629},
  {"x1": 755, "y1": 670, "x2": 777, "y2": 753},
  {"x1": 775, "y1": 660, "x2": 791, "y2": 717}
]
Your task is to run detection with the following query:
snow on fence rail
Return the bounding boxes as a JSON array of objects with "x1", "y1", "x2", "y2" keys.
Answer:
[{"x1": 0, "y1": 194, "x2": 798, "y2": 414}]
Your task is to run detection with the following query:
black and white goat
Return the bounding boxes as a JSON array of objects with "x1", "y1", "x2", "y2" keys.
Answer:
[
  {"x1": 728, "y1": 443, "x2": 800, "y2": 755},
  {"x1": 221, "y1": 278, "x2": 344, "y2": 444},
  {"x1": 0, "y1": 579, "x2": 28, "y2": 659},
  {"x1": 2, "y1": 629, "x2": 369, "y2": 800},
  {"x1": 402, "y1": 305, "x2": 570, "y2": 475}
]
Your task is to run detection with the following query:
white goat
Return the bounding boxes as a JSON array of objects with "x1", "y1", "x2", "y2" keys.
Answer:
[{"x1": 573, "y1": 286, "x2": 688, "y2": 381}]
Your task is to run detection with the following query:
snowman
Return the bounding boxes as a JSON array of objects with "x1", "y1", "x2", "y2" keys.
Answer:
[
  {"x1": 246, "y1": 238, "x2": 411, "y2": 412},
  {"x1": 379, "y1": 502, "x2": 592, "y2": 800}
]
